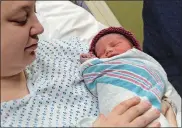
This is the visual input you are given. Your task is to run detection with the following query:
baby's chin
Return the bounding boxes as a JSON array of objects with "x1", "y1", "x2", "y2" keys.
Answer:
[
  {"x1": 108, "y1": 53, "x2": 120, "y2": 58},
  {"x1": 99, "y1": 53, "x2": 120, "y2": 58}
]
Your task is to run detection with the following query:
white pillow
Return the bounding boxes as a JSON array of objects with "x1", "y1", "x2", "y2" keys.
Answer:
[{"x1": 36, "y1": 1, "x2": 107, "y2": 44}]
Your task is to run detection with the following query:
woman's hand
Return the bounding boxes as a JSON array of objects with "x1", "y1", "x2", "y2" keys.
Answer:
[
  {"x1": 93, "y1": 97, "x2": 161, "y2": 127},
  {"x1": 161, "y1": 99, "x2": 177, "y2": 127}
]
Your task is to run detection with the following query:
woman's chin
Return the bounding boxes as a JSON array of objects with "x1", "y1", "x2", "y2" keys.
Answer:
[{"x1": 26, "y1": 52, "x2": 36, "y2": 65}]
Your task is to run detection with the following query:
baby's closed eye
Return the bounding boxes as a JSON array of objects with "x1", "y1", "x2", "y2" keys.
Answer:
[
  {"x1": 111, "y1": 42, "x2": 120, "y2": 47},
  {"x1": 115, "y1": 43, "x2": 120, "y2": 46}
]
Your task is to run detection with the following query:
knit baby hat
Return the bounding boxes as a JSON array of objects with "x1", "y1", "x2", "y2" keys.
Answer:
[{"x1": 89, "y1": 27, "x2": 141, "y2": 55}]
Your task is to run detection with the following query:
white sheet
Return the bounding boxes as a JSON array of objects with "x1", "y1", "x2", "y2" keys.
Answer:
[{"x1": 36, "y1": 1, "x2": 106, "y2": 44}]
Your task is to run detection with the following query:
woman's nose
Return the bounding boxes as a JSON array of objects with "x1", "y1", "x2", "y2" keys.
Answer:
[
  {"x1": 30, "y1": 15, "x2": 44, "y2": 37},
  {"x1": 30, "y1": 22, "x2": 44, "y2": 36}
]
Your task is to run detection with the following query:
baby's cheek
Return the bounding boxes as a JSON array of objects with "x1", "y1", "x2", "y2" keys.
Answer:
[{"x1": 115, "y1": 48, "x2": 126, "y2": 54}]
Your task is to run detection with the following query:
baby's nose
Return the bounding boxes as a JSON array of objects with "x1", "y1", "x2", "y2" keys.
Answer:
[{"x1": 106, "y1": 49, "x2": 113, "y2": 57}]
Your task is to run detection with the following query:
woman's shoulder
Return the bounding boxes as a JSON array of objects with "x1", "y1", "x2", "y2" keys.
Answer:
[
  {"x1": 26, "y1": 36, "x2": 82, "y2": 74},
  {"x1": 25, "y1": 36, "x2": 89, "y2": 91},
  {"x1": 37, "y1": 37, "x2": 89, "y2": 56}
]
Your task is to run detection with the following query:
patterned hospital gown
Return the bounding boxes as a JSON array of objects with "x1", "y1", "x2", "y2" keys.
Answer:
[{"x1": 1, "y1": 37, "x2": 99, "y2": 127}]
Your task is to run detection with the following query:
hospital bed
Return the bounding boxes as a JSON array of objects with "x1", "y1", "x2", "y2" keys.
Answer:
[
  {"x1": 70, "y1": 1, "x2": 92, "y2": 14},
  {"x1": 36, "y1": 1, "x2": 106, "y2": 45}
]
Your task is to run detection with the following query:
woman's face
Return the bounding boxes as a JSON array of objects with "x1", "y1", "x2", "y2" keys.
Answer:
[{"x1": 1, "y1": 1, "x2": 44, "y2": 77}]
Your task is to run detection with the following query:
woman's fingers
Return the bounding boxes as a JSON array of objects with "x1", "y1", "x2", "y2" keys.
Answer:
[
  {"x1": 93, "y1": 97, "x2": 161, "y2": 127},
  {"x1": 165, "y1": 106, "x2": 178, "y2": 127},
  {"x1": 92, "y1": 114, "x2": 106, "y2": 127},
  {"x1": 148, "y1": 122, "x2": 161, "y2": 127},
  {"x1": 161, "y1": 100, "x2": 170, "y2": 116},
  {"x1": 130, "y1": 108, "x2": 160, "y2": 127},
  {"x1": 121, "y1": 100, "x2": 152, "y2": 122},
  {"x1": 110, "y1": 97, "x2": 141, "y2": 116}
]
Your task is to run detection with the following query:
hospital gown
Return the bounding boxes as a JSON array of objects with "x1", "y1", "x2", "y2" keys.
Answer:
[{"x1": 1, "y1": 37, "x2": 99, "y2": 127}]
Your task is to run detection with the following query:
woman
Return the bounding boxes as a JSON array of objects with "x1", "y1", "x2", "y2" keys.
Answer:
[{"x1": 1, "y1": 1, "x2": 167, "y2": 127}]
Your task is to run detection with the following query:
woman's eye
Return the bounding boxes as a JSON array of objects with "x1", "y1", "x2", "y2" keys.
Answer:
[
  {"x1": 11, "y1": 15, "x2": 28, "y2": 25},
  {"x1": 15, "y1": 19, "x2": 27, "y2": 25}
]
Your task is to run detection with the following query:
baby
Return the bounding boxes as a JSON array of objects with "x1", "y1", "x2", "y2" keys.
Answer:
[{"x1": 80, "y1": 27, "x2": 181, "y2": 127}]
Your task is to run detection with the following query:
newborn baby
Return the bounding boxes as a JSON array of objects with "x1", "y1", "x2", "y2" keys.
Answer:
[{"x1": 80, "y1": 27, "x2": 181, "y2": 127}]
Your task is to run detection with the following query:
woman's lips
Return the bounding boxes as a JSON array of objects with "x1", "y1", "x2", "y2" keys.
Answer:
[{"x1": 25, "y1": 44, "x2": 38, "y2": 52}]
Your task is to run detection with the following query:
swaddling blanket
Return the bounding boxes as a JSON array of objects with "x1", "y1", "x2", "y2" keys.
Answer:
[{"x1": 80, "y1": 48, "x2": 171, "y2": 127}]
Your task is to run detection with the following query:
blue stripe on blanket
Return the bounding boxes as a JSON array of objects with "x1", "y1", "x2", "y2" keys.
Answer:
[{"x1": 88, "y1": 76, "x2": 161, "y2": 110}]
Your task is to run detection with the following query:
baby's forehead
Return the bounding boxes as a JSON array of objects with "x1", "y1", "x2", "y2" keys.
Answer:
[
  {"x1": 96, "y1": 34, "x2": 119, "y2": 48},
  {"x1": 95, "y1": 33, "x2": 129, "y2": 51},
  {"x1": 101, "y1": 33, "x2": 124, "y2": 40},
  {"x1": 97, "y1": 33, "x2": 126, "y2": 45}
]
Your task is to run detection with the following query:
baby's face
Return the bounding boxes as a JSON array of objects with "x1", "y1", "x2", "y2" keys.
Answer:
[{"x1": 95, "y1": 34, "x2": 133, "y2": 58}]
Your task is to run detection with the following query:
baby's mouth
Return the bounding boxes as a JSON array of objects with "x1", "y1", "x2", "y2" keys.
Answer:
[{"x1": 108, "y1": 53, "x2": 119, "y2": 58}]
